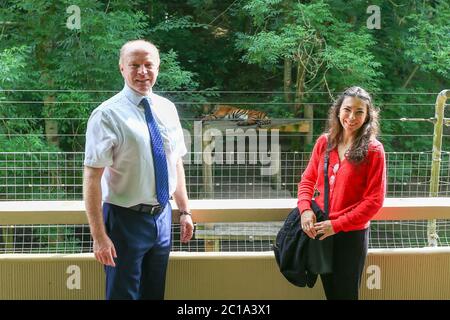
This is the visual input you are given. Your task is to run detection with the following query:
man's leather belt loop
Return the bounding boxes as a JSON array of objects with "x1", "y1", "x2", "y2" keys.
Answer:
[{"x1": 128, "y1": 204, "x2": 163, "y2": 215}]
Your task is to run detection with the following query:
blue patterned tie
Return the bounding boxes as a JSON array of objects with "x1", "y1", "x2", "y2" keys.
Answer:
[{"x1": 141, "y1": 98, "x2": 169, "y2": 208}]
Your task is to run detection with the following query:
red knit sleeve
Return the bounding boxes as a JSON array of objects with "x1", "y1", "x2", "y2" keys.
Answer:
[
  {"x1": 297, "y1": 135, "x2": 327, "y2": 214},
  {"x1": 331, "y1": 141, "x2": 386, "y2": 233}
]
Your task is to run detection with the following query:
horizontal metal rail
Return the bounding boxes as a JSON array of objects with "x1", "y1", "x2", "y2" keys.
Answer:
[{"x1": 0, "y1": 198, "x2": 449, "y2": 225}]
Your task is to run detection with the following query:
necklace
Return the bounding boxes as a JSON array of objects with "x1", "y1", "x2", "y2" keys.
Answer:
[{"x1": 338, "y1": 142, "x2": 352, "y2": 161}]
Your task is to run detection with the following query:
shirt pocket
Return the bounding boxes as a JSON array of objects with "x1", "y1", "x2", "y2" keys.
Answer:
[{"x1": 158, "y1": 126, "x2": 177, "y2": 153}]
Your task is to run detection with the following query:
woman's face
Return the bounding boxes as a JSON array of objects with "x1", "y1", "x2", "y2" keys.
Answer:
[{"x1": 339, "y1": 96, "x2": 368, "y2": 136}]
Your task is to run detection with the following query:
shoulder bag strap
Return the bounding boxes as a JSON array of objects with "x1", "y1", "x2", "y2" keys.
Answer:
[{"x1": 323, "y1": 141, "x2": 331, "y2": 220}]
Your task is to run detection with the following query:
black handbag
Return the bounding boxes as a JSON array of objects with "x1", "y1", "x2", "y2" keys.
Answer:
[
  {"x1": 273, "y1": 207, "x2": 318, "y2": 288},
  {"x1": 273, "y1": 143, "x2": 333, "y2": 287},
  {"x1": 307, "y1": 145, "x2": 333, "y2": 275}
]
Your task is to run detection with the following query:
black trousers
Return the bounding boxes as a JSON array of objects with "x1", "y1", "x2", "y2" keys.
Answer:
[{"x1": 320, "y1": 228, "x2": 369, "y2": 300}]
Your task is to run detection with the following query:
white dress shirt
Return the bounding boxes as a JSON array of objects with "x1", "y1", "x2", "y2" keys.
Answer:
[{"x1": 84, "y1": 84, "x2": 187, "y2": 207}]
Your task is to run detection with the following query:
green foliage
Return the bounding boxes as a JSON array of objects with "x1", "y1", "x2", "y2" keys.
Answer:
[
  {"x1": 33, "y1": 226, "x2": 82, "y2": 253},
  {"x1": 0, "y1": 135, "x2": 57, "y2": 152},
  {"x1": 236, "y1": 31, "x2": 292, "y2": 66},
  {"x1": 0, "y1": 46, "x2": 29, "y2": 86},
  {"x1": 150, "y1": 15, "x2": 206, "y2": 32},
  {"x1": 321, "y1": 28, "x2": 383, "y2": 93},
  {"x1": 49, "y1": 92, "x2": 98, "y2": 151},
  {"x1": 236, "y1": 0, "x2": 383, "y2": 96},
  {"x1": 156, "y1": 49, "x2": 207, "y2": 123},
  {"x1": 242, "y1": 0, "x2": 283, "y2": 27},
  {"x1": 405, "y1": 0, "x2": 450, "y2": 78},
  {"x1": 157, "y1": 50, "x2": 199, "y2": 91}
]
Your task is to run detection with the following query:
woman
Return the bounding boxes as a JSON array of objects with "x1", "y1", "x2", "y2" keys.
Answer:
[{"x1": 297, "y1": 86, "x2": 386, "y2": 300}]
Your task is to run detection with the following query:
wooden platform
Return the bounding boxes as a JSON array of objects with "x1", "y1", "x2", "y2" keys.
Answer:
[{"x1": 202, "y1": 119, "x2": 310, "y2": 133}]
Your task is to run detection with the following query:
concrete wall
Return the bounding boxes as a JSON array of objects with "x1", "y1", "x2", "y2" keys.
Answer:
[{"x1": 1, "y1": 248, "x2": 449, "y2": 300}]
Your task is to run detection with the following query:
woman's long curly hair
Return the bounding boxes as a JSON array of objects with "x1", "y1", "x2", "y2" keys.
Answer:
[{"x1": 326, "y1": 86, "x2": 380, "y2": 164}]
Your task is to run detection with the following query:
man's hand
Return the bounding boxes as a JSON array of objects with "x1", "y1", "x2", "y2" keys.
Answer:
[
  {"x1": 173, "y1": 158, "x2": 193, "y2": 243},
  {"x1": 300, "y1": 209, "x2": 317, "y2": 239},
  {"x1": 180, "y1": 214, "x2": 194, "y2": 243},
  {"x1": 93, "y1": 234, "x2": 117, "y2": 267}
]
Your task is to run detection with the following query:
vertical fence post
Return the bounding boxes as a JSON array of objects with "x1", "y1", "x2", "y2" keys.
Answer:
[
  {"x1": 202, "y1": 124, "x2": 214, "y2": 199},
  {"x1": 428, "y1": 89, "x2": 450, "y2": 246}
]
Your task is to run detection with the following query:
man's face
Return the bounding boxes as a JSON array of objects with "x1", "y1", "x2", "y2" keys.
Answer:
[{"x1": 120, "y1": 46, "x2": 159, "y2": 96}]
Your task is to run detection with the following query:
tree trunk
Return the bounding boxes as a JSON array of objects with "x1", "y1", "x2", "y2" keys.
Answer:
[
  {"x1": 402, "y1": 65, "x2": 419, "y2": 89},
  {"x1": 294, "y1": 60, "x2": 305, "y2": 117},
  {"x1": 294, "y1": 58, "x2": 314, "y2": 147},
  {"x1": 37, "y1": 37, "x2": 60, "y2": 149},
  {"x1": 148, "y1": 0, "x2": 153, "y2": 21},
  {"x1": 44, "y1": 95, "x2": 59, "y2": 147},
  {"x1": 290, "y1": 59, "x2": 308, "y2": 150},
  {"x1": 304, "y1": 104, "x2": 314, "y2": 146},
  {"x1": 283, "y1": 58, "x2": 292, "y2": 104},
  {"x1": 43, "y1": 95, "x2": 65, "y2": 245}
]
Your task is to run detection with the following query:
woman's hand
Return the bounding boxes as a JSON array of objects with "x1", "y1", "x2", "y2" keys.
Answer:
[
  {"x1": 301, "y1": 209, "x2": 317, "y2": 239},
  {"x1": 314, "y1": 220, "x2": 335, "y2": 240}
]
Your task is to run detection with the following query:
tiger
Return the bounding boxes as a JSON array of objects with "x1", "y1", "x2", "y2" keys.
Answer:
[{"x1": 201, "y1": 105, "x2": 271, "y2": 127}]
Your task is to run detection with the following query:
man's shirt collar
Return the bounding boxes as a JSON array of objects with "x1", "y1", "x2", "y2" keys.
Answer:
[{"x1": 122, "y1": 83, "x2": 153, "y2": 107}]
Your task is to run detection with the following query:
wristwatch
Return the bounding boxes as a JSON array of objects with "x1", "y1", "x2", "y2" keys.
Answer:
[{"x1": 179, "y1": 210, "x2": 192, "y2": 217}]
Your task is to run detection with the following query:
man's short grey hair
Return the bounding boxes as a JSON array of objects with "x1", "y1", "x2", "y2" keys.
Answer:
[{"x1": 119, "y1": 40, "x2": 160, "y2": 65}]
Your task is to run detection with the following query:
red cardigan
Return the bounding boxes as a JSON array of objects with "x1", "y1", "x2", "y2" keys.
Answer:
[{"x1": 297, "y1": 135, "x2": 386, "y2": 233}]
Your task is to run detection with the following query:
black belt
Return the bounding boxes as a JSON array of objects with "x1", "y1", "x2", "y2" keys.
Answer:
[{"x1": 128, "y1": 204, "x2": 164, "y2": 215}]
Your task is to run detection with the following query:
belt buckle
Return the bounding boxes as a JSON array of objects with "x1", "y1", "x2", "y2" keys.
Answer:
[{"x1": 150, "y1": 205, "x2": 162, "y2": 215}]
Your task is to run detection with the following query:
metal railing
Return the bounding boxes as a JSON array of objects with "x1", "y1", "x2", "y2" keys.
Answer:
[
  {"x1": 1, "y1": 198, "x2": 449, "y2": 254},
  {"x1": 1, "y1": 150, "x2": 450, "y2": 201}
]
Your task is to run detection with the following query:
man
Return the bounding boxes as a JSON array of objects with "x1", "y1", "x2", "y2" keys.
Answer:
[{"x1": 83, "y1": 40, "x2": 194, "y2": 300}]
